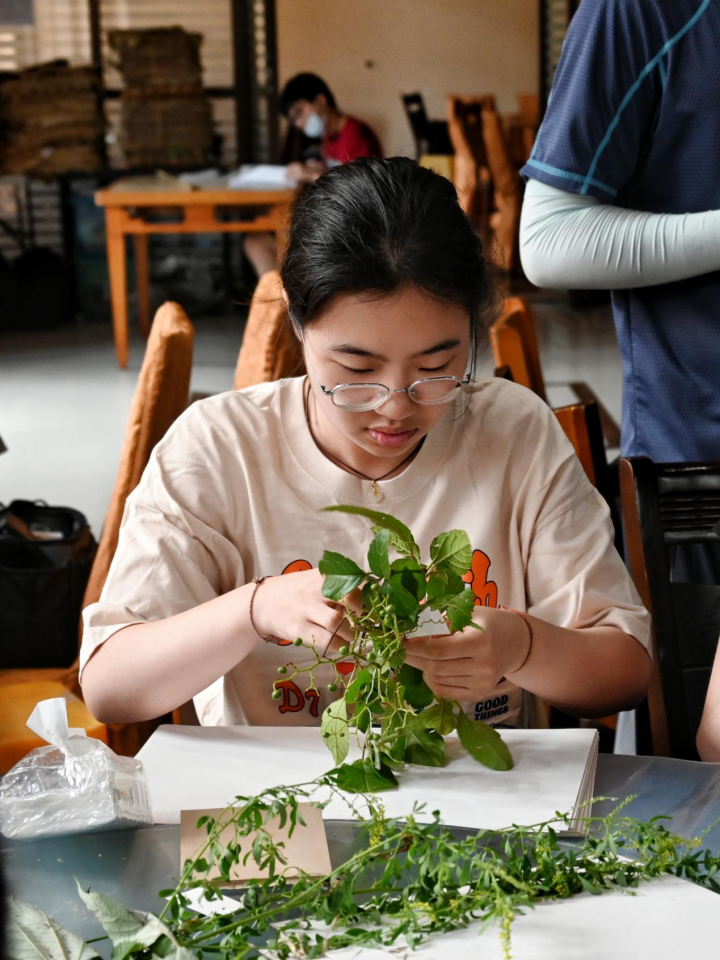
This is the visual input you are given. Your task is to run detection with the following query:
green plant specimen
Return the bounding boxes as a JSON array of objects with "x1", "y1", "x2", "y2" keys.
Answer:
[
  {"x1": 14, "y1": 783, "x2": 719, "y2": 960},
  {"x1": 272, "y1": 506, "x2": 512, "y2": 787}
]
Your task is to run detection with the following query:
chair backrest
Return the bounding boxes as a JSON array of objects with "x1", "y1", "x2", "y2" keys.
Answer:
[
  {"x1": 553, "y1": 401, "x2": 607, "y2": 490},
  {"x1": 489, "y1": 297, "x2": 547, "y2": 402},
  {"x1": 446, "y1": 95, "x2": 496, "y2": 221},
  {"x1": 234, "y1": 270, "x2": 303, "y2": 391},
  {"x1": 481, "y1": 107, "x2": 523, "y2": 271},
  {"x1": 402, "y1": 93, "x2": 431, "y2": 144},
  {"x1": 620, "y1": 457, "x2": 720, "y2": 759},
  {"x1": 83, "y1": 301, "x2": 195, "y2": 609}
]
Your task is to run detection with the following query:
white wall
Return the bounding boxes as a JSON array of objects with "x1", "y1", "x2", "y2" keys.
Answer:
[{"x1": 276, "y1": 0, "x2": 539, "y2": 157}]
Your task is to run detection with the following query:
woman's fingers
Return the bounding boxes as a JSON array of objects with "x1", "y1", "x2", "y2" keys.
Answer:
[{"x1": 404, "y1": 652, "x2": 475, "y2": 678}]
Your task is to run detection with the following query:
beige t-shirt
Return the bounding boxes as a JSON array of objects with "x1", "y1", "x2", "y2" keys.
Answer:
[{"x1": 81, "y1": 376, "x2": 651, "y2": 728}]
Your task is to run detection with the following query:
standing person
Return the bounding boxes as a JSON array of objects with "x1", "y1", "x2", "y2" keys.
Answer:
[
  {"x1": 79, "y1": 158, "x2": 651, "y2": 731},
  {"x1": 520, "y1": 0, "x2": 720, "y2": 481},
  {"x1": 244, "y1": 73, "x2": 383, "y2": 276}
]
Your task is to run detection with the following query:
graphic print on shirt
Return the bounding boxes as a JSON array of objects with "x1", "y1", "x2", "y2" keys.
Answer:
[{"x1": 272, "y1": 548, "x2": 511, "y2": 724}]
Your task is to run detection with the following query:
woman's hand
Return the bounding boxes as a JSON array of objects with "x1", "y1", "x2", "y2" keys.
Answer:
[
  {"x1": 403, "y1": 607, "x2": 530, "y2": 700},
  {"x1": 251, "y1": 568, "x2": 361, "y2": 655}
]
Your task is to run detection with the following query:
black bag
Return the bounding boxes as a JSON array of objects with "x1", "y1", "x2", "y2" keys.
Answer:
[{"x1": 0, "y1": 501, "x2": 97, "y2": 668}]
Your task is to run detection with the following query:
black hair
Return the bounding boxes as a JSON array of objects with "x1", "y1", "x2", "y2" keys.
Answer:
[
  {"x1": 279, "y1": 73, "x2": 337, "y2": 117},
  {"x1": 280, "y1": 157, "x2": 496, "y2": 348}
]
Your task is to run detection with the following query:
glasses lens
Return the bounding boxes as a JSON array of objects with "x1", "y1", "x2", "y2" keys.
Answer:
[
  {"x1": 331, "y1": 384, "x2": 388, "y2": 411},
  {"x1": 409, "y1": 377, "x2": 463, "y2": 405}
]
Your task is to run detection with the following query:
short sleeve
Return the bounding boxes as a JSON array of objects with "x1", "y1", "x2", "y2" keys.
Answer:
[
  {"x1": 522, "y1": 0, "x2": 665, "y2": 201},
  {"x1": 522, "y1": 417, "x2": 651, "y2": 654},
  {"x1": 79, "y1": 412, "x2": 245, "y2": 678}
]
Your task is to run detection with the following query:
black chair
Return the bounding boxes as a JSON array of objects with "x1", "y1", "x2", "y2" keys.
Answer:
[
  {"x1": 401, "y1": 93, "x2": 453, "y2": 159},
  {"x1": 620, "y1": 458, "x2": 720, "y2": 759}
]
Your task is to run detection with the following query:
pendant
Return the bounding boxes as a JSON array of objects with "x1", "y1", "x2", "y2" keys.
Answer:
[{"x1": 371, "y1": 480, "x2": 384, "y2": 502}]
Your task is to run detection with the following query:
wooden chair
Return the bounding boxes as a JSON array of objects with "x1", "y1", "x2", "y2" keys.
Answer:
[
  {"x1": 0, "y1": 301, "x2": 195, "y2": 771},
  {"x1": 620, "y1": 458, "x2": 720, "y2": 759},
  {"x1": 401, "y1": 92, "x2": 453, "y2": 159},
  {"x1": 446, "y1": 95, "x2": 496, "y2": 239},
  {"x1": 234, "y1": 269, "x2": 303, "y2": 390},
  {"x1": 489, "y1": 296, "x2": 621, "y2": 449},
  {"x1": 480, "y1": 107, "x2": 524, "y2": 272}
]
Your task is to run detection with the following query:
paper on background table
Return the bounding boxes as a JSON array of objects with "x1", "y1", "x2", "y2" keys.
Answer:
[
  {"x1": 180, "y1": 802, "x2": 331, "y2": 884},
  {"x1": 227, "y1": 164, "x2": 293, "y2": 189},
  {"x1": 137, "y1": 726, "x2": 598, "y2": 834}
]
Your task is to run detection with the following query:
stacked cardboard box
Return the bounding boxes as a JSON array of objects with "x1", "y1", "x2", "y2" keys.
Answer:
[
  {"x1": 109, "y1": 28, "x2": 214, "y2": 169},
  {"x1": 0, "y1": 60, "x2": 104, "y2": 175}
]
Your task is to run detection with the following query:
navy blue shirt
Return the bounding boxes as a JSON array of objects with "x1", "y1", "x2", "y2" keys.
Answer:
[{"x1": 522, "y1": 0, "x2": 720, "y2": 461}]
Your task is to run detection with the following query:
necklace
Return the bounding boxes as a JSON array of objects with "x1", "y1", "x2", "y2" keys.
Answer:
[{"x1": 303, "y1": 379, "x2": 425, "y2": 501}]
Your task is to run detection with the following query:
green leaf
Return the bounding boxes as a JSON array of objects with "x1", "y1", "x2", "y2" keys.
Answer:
[
  {"x1": 344, "y1": 667, "x2": 372, "y2": 705},
  {"x1": 334, "y1": 759, "x2": 398, "y2": 793},
  {"x1": 402, "y1": 715, "x2": 446, "y2": 767},
  {"x1": 420, "y1": 699, "x2": 457, "y2": 736},
  {"x1": 319, "y1": 550, "x2": 365, "y2": 600},
  {"x1": 430, "y1": 529, "x2": 472, "y2": 576},
  {"x1": 397, "y1": 664, "x2": 434, "y2": 709},
  {"x1": 367, "y1": 529, "x2": 391, "y2": 579},
  {"x1": 383, "y1": 581, "x2": 419, "y2": 621},
  {"x1": 456, "y1": 710, "x2": 514, "y2": 771},
  {"x1": 444, "y1": 588, "x2": 478, "y2": 632},
  {"x1": 322, "y1": 505, "x2": 420, "y2": 561},
  {"x1": 389, "y1": 562, "x2": 427, "y2": 603},
  {"x1": 427, "y1": 570, "x2": 465, "y2": 601},
  {"x1": 7, "y1": 897, "x2": 100, "y2": 960},
  {"x1": 321, "y1": 699, "x2": 350, "y2": 765},
  {"x1": 75, "y1": 882, "x2": 169, "y2": 950}
]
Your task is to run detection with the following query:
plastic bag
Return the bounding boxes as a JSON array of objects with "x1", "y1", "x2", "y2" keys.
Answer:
[{"x1": 0, "y1": 698, "x2": 153, "y2": 839}]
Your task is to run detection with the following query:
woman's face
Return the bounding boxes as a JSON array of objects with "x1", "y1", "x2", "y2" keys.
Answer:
[{"x1": 302, "y1": 286, "x2": 472, "y2": 462}]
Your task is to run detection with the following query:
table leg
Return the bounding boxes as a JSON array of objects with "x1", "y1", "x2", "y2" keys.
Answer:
[
  {"x1": 133, "y1": 234, "x2": 151, "y2": 338},
  {"x1": 106, "y1": 211, "x2": 129, "y2": 369}
]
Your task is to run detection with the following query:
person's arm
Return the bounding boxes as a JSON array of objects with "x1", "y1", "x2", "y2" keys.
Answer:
[
  {"x1": 404, "y1": 610, "x2": 650, "y2": 718},
  {"x1": 520, "y1": 179, "x2": 720, "y2": 290},
  {"x1": 697, "y1": 641, "x2": 720, "y2": 761},
  {"x1": 82, "y1": 567, "x2": 355, "y2": 724}
]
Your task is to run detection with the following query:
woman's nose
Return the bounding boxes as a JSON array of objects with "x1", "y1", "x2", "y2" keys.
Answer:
[{"x1": 375, "y1": 388, "x2": 416, "y2": 419}]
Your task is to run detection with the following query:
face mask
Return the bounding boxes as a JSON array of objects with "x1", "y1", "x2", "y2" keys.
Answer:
[{"x1": 303, "y1": 111, "x2": 325, "y2": 139}]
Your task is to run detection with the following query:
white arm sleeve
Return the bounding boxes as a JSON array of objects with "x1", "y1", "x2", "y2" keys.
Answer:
[{"x1": 520, "y1": 179, "x2": 720, "y2": 290}]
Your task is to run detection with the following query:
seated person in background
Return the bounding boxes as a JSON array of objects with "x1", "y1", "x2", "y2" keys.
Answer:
[
  {"x1": 244, "y1": 73, "x2": 383, "y2": 276},
  {"x1": 697, "y1": 640, "x2": 720, "y2": 761},
  {"x1": 280, "y1": 72, "x2": 383, "y2": 181}
]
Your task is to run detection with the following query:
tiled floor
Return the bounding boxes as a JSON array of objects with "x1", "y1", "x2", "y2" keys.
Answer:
[{"x1": 0, "y1": 288, "x2": 623, "y2": 537}]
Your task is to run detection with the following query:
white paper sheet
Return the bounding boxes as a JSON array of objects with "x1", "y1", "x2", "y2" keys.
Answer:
[
  {"x1": 226, "y1": 164, "x2": 293, "y2": 189},
  {"x1": 137, "y1": 726, "x2": 598, "y2": 831},
  {"x1": 321, "y1": 875, "x2": 720, "y2": 959}
]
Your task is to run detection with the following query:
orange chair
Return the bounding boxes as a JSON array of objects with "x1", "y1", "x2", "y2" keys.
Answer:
[
  {"x1": 446, "y1": 95, "x2": 496, "y2": 238},
  {"x1": 234, "y1": 270, "x2": 303, "y2": 390},
  {"x1": 489, "y1": 296, "x2": 621, "y2": 449},
  {"x1": 0, "y1": 302, "x2": 195, "y2": 770},
  {"x1": 479, "y1": 108, "x2": 524, "y2": 273}
]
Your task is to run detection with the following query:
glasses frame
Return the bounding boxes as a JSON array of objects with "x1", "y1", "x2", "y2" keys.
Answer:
[{"x1": 298, "y1": 325, "x2": 474, "y2": 412}]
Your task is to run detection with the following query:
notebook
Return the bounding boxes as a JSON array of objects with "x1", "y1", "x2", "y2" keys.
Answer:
[{"x1": 138, "y1": 725, "x2": 599, "y2": 837}]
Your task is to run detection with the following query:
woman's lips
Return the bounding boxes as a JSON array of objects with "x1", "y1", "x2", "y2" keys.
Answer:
[{"x1": 367, "y1": 427, "x2": 417, "y2": 448}]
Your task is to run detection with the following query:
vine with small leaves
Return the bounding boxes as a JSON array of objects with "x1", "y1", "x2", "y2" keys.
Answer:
[
  {"x1": 270, "y1": 505, "x2": 513, "y2": 791},
  {"x1": 16, "y1": 780, "x2": 720, "y2": 960}
]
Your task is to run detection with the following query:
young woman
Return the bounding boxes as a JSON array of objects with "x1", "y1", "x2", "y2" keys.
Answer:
[{"x1": 81, "y1": 158, "x2": 651, "y2": 730}]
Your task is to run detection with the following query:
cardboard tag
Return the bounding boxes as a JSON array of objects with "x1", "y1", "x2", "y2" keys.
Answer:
[
  {"x1": 180, "y1": 802, "x2": 332, "y2": 886},
  {"x1": 406, "y1": 606, "x2": 452, "y2": 638}
]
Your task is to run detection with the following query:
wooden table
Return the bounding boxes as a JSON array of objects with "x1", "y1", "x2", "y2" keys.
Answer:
[{"x1": 95, "y1": 178, "x2": 295, "y2": 368}]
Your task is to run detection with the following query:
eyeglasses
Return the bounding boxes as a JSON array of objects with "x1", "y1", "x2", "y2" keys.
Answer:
[{"x1": 300, "y1": 327, "x2": 473, "y2": 412}]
